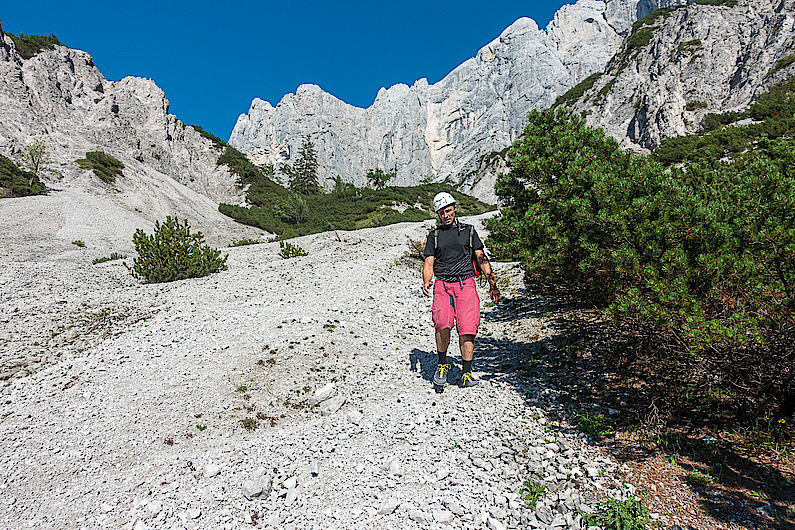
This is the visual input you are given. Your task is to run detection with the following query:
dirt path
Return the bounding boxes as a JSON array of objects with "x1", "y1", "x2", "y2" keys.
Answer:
[{"x1": 1, "y1": 214, "x2": 653, "y2": 529}]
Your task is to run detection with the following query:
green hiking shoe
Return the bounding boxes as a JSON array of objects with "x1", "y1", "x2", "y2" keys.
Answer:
[
  {"x1": 433, "y1": 363, "x2": 451, "y2": 385},
  {"x1": 460, "y1": 372, "x2": 480, "y2": 388}
]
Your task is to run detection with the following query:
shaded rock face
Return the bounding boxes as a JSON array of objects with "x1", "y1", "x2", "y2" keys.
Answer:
[
  {"x1": 230, "y1": 0, "x2": 678, "y2": 197},
  {"x1": 571, "y1": 0, "x2": 795, "y2": 151},
  {"x1": 0, "y1": 33, "x2": 255, "y2": 245}
]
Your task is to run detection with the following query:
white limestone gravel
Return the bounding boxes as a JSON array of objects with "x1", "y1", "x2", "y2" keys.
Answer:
[{"x1": 0, "y1": 211, "x2": 638, "y2": 529}]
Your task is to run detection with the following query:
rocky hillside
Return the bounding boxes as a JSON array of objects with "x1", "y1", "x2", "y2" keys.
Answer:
[
  {"x1": 229, "y1": 0, "x2": 683, "y2": 202},
  {"x1": 0, "y1": 26, "x2": 258, "y2": 246},
  {"x1": 566, "y1": 0, "x2": 795, "y2": 150}
]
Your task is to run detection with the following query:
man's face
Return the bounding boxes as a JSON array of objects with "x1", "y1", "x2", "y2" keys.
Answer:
[{"x1": 437, "y1": 204, "x2": 456, "y2": 226}]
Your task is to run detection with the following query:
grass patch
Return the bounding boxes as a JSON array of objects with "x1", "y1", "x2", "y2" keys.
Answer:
[
  {"x1": 770, "y1": 54, "x2": 795, "y2": 76},
  {"x1": 71, "y1": 240, "x2": 85, "y2": 248},
  {"x1": 577, "y1": 413, "x2": 614, "y2": 439},
  {"x1": 584, "y1": 496, "x2": 652, "y2": 530},
  {"x1": 188, "y1": 124, "x2": 226, "y2": 149},
  {"x1": 7, "y1": 33, "x2": 61, "y2": 60},
  {"x1": 684, "y1": 471, "x2": 714, "y2": 487},
  {"x1": 519, "y1": 477, "x2": 547, "y2": 510},
  {"x1": 76, "y1": 151, "x2": 125, "y2": 183}
]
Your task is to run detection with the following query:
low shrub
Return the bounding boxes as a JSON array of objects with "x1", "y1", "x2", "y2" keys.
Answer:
[
  {"x1": 576, "y1": 413, "x2": 614, "y2": 439},
  {"x1": 92, "y1": 252, "x2": 125, "y2": 264},
  {"x1": 685, "y1": 101, "x2": 707, "y2": 111},
  {"x1": 0, "y1": 154, "x2": 46, "y2": 197},
  {"x1": 130, "y1": 217, "x2": 227, "y2": 283},
  {"x1": 486, "y1": 104, "x2": 795, "y2": 418},
  {"x1": 278, "y1": 241, "x2": 308, "y2": 259},
  {"x1": 8, "y1": 33, "x2": 61, "y2": 60},
  {"x1": 230, "y1": 238, "x2": 262, "y2": 247},
  {"x1": 76, "y1": 151, "x2": 125, "y2": 183},
  {"x1": 554, "y1": 72, "x2": 602, "y2": 107},
  {"x1": 71, "y1": 240, "x2": 86, "y2": 248}
]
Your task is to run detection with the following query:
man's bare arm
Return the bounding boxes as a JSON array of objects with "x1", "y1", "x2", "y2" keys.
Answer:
[
  {"x1": 422, "y1": 256, "x2": 435, "y2": 297},
  {"x1": 475, "y1": 249, "x2": 501, "y2": 303}
]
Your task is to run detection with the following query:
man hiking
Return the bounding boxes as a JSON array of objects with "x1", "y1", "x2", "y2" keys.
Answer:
[{"x1": 422, "y1": 192, "x2": 500, "y2": 387}]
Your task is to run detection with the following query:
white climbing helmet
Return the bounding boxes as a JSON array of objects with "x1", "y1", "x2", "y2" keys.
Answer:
[{"x1": 432, "y1": 192, "x2": 456, "y2": 213}]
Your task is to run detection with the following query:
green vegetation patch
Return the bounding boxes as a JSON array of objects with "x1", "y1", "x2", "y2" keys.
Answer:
[
  {"x1": 576, "y1": 413, "x2": 615, "y2": 439},
  {"x1": 626, "y1": 27, "x2": 658, "y2": 54},
  {"x1": 554, "y1": 73, "x2": 602, "y2": 107},
  {"x1": 7, "y1": 33, "x2": 61, "y2": 60},
  {"x1": 485, "y1": 101, "x2": 795, "y2": 417},
  {"x1": 630, "y1": 7, "x2": 678, "y2": 35},
  {"x1": 695, "y1": 0, "x2": 737, "y2": 6},
  {"x1": 92, "y1": 253, "x2": 126, "y2": 264},
  {"x1": 656, "y1": 76, "x2": 795, "y2": 165},
  {"x1": 685, "y1": 101, "x2": 708, "y2": 111},
  {"x1": 0, "y1": 154, "x2": 46, "y2": 197},
  {"x1": 220, "y1": 182, "x2": 494, "y2": 239},
  {"x1": 770, "y1": 54, "x2": 795, "y2": 76},
  {"x1": 584, "y1": 497, "x2": 652, "y2": 530},
  {"x1": 76, "y1": 151, "x2": 125, "y2": 183},
  {"x1": 188, "y1": 124, "x2": 226, "y2": 149},
  {"x1": 130, "y1": 217, "x2": 227, "y2": 283}
]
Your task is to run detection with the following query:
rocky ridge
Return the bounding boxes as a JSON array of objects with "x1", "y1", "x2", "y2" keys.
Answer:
[
  {"x1": 0, "y1": 26, "x2": 258, "y2": 246},
  {"x1": 569, "y1": 0, "x2": 795, "y2": 150},
  {"x1": 229, "y1": 0, "x2": 683, "y2": 202}
]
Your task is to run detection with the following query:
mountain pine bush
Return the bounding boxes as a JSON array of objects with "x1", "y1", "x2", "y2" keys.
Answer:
[
  {"x1": 76, "y1": 151, "x2": 125, "y2": 183},
  {"x1": 485, "y1": 107, "x2": 794, "y2": 414},
  {"x1": 130, "y1": 217, "x2": 227, "y2": 283}
]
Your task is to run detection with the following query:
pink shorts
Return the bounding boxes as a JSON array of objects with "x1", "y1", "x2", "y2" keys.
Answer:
[{"x1": 432, "y1": 278, "x2": 481, "y2": 336}]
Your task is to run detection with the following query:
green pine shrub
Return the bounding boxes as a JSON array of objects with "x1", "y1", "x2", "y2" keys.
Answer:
[
  {"x1": 92, "y1": 253, "x2": 126, "y2": 264},
  {"x1": 273, "y1": 193, "x2": 309, "y2": 224},
  {"x1": 485, "y1": 105, "x2": 795, "y2": 415},
  {"x1": 130, "y1": 217, "x2": 227, "y2": 283},
  {"x1": 278, "y1": 241, "x2": 308, "y2": 259},
  {"x1": 188, "y1": 124, "x2": 225, "y2": 148},
  {"x1": 685, "y1": 101, "x2": 707, "y2": 111},
  {"x1": 0, "y1": 154, "x2": 47, "y2": 197},
  {"x1": 76, "y1": 151, "x2": 125, "y2": 183},
  {"x1": 7, "y1": 33, "x2": 61, "y2": 60},
  {"x1": 554, "y1": 73, "x2": 602, "y2": 107}
]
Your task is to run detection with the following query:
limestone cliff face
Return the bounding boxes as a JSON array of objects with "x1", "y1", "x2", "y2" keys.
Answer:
[
  {"x1": 230, "y1": 0, "x2": 680, "y2": 197},
  {"x1": 569, "y1": 0, "x2": 795, "y2": 151},
  {"x1": 0, "y1": 31, "x2": 255, "y2": 245}
]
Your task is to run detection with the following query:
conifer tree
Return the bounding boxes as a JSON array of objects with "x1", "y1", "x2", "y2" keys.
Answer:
[{"x1": 287, "y1": 135, "x2": 320, "y2": 195}]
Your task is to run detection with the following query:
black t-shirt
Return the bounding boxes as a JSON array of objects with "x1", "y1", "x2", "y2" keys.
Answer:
[{"x1": 423, "y1": 223, "x2": 484, "y2": 282}]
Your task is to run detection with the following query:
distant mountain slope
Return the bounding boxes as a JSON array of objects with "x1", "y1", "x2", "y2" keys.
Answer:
[
  {"x1": 0, "y1": 25, "x2": 259, "y2": 246},
  {"x1": 564, "y1": 0, "x2": 795, "y2": 150},
  {"x1": 229, "y1": 0, "x2": 683, "y2": 202}
]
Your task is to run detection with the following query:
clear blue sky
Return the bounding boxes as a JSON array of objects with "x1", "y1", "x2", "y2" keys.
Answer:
[{"x1": 2, "y1": 1, "x2": 568, "y2": 140}]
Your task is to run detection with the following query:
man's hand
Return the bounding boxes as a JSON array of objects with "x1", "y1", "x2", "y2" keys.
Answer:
[
  {"x1": 422, "y1": 279, "x2": 433, "y2": 297},
  {"x1": 489, "y1": 285, "x2": 501, "y2": 304}
]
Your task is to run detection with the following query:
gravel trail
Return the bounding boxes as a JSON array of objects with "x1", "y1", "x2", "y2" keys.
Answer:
[{"x1": 0, "y1": 214, "x2": 634, "y2": 529}]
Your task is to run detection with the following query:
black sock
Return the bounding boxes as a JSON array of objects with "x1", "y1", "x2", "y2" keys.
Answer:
[
  {"x1": 438, "y1": 351, "x2": 447, "y2": 365},
  {"x1": 462, "y1": 359, "x2": 472, "y2": 374}
]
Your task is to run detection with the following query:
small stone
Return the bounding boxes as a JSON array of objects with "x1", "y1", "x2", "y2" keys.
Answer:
[
  {"x1": 345, "y1": 410, "x2": 363, "y2": 425},
  {"x1": 489, "y1": 506, "x2": 507, "y2": 520},
  {"x1": 378, "y1": 497, "x2": 400, "y2": 515},
  {"x1": 433, "y1": 509, "x2": 454, "y2": 524},
  {"x1": 585, "y1": 467, "x2": 599, "y2": 478},
  {"x1": 133, "y1": 520, "x2": 149, "y2": 530},
  {"x1": 311, "y1": 461, "x2": 320, "y2": 476},
  {"x1": 320, "y1": 395, "x2": 346, "y2": 415},
  {"x1": 242, "y1": 480, "x2": 263, "y2": 500},
  {"x1": 285, "y1": 488, "x2": 299, "y2": 505},
  {"x1": 309, "y1": 383, "x2": 336, "y2": 406},
  {"x1": 283, "y1": 476, "x2": 298, "y2": 490},
  {"x1": 608, "y1": 408, "x2": 619, "y2": 415},
  {"x1": 408, "y1": 508, "x2": 430, "y2": 523},
  {"x1": 204, "y1": 463, "x2": 221, "y2": 478},
  {"x1": 187, "y1": 508, "x2": 201, "y2": 519},
  {"x1": 387, "y1": 458, "x2": 402, "y2": 476},
  {"x1": 446, "y1": 501, "x2": 465, "y2": 516},
  {"x1": 487, "y1": 517, "x2": 507, "y2": 530},
  {"x1": 436, "y1": 467, "x2": 450, "y2": 480},
  {"x1": 144, "y1": 501, "x2": 161, "y2": 518}
]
